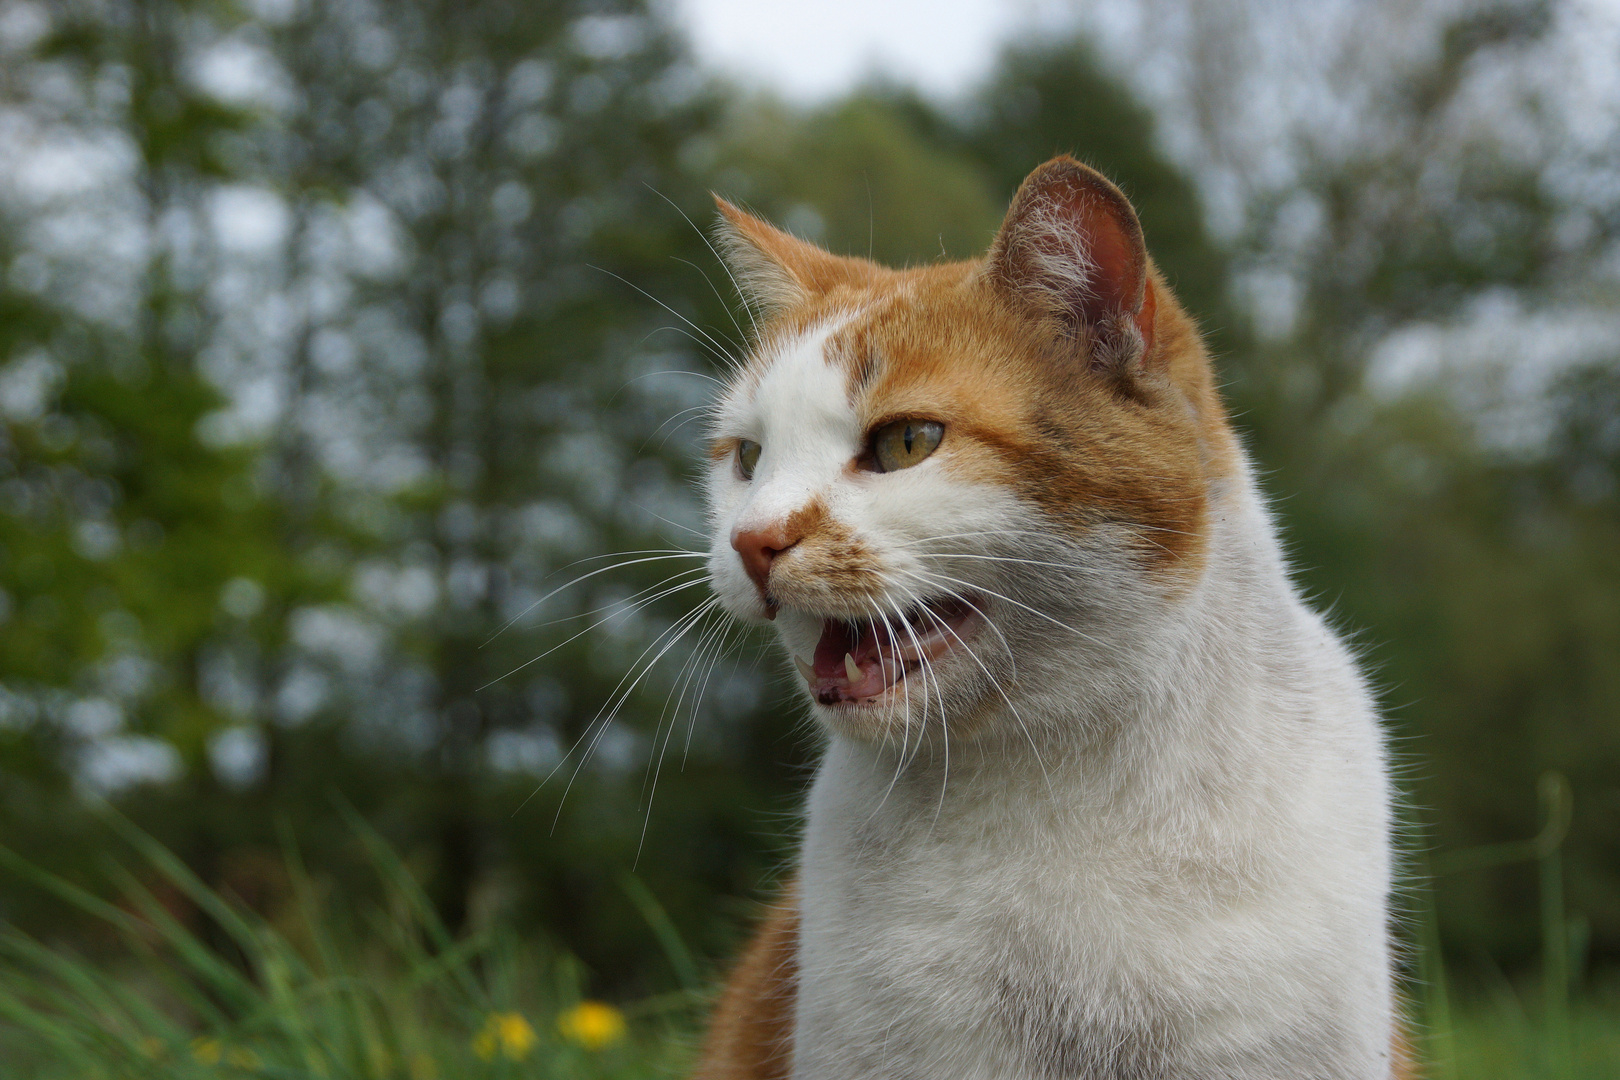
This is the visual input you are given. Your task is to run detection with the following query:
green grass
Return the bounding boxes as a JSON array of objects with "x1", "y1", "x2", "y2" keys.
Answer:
[
  {"x1": 1411, "y1": 770, "x2": 1619, "y2": 1078},
  {"x1": 0, "y1": 808, "x2": 699, "y2": 1079},
  {"x1": 1442, "y1": 993, "x2": 1620, "y2": 1079},
  {"x1": 0, "y1": 801, "x2": 1615, "y2": 1078}
]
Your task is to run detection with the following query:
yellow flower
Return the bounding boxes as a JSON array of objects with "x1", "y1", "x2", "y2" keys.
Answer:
[
  {"x1": 188, "y1": 1037, "x2": 259, "y2": 1069},
  {"x1": 556, "y1": 1000, "x2": 626, "y2": 1050},
  {"x1": 472, "y1": 1012, "x2": 538, "y2": 1062}
]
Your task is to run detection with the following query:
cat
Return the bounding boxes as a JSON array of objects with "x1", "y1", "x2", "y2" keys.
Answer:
[{"x1": 689, "y1": 157, "x2": 1405, "y2": 1080}]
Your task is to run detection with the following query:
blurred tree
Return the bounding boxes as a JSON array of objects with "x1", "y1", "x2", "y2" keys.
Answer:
[
  {"x1": 1193, "y1": 0, "x2": 1620, "y2": 968},
  {"x1": 0, "y1": 0, "x2": 313, "y2": 921},
  {"x1": 712, "y1": 94, "x2": 1003, "y2": 265},
  {"x1": 0, "y1": 0, "x2": 792, "y2": 990}
]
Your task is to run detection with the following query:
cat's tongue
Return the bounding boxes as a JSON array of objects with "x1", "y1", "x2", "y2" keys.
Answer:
[{"x1": 810, "y1": 618, "x2": 895, "y2": 704}]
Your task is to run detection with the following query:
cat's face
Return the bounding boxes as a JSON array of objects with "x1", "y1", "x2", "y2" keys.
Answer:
[{"x1": 704, "y1": 158, "x2": 1232, "y2": 745}]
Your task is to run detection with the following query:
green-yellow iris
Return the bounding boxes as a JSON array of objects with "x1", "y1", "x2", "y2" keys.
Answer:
[
  {"x1": 737, "y1": 439, "x2": 761, "y2": 479},
  {"x1": 872, "y1": 420, "x2": 943, "y2": 472}
]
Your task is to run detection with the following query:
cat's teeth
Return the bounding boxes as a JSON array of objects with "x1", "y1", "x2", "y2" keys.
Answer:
[
  {"x1": 794, "y1": 656, "x2": 815, "y2": 684},
  {"x1": 844, "y1": 653, "x2": 861, "y2": 684}
]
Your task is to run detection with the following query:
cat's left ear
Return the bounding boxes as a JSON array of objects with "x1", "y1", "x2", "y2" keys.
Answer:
[
  {"x1": 986, "y1": 157, "x2": 1158, "y2": 375},
  {"x1": 713, "y1": 198, "x2": 877, "y2": 316}
]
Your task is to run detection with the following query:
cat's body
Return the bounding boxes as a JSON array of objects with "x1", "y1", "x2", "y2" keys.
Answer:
[
  {"x1": 790, "y1": 473, "x2": 1394, "y2": 1080},
  {"x1": 691, "y1": 159, "x2": 1402, "y2": 1079}
]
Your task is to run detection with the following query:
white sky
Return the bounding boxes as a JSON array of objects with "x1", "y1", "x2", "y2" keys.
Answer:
[{"x1": 668, "y1": 0, "x2": 1075, "y2": 101}]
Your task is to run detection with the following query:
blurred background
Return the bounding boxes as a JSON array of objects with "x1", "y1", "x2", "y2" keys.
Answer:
[{"x1": 0, "y1": 0, "x2": 1616, "y2": 1072}]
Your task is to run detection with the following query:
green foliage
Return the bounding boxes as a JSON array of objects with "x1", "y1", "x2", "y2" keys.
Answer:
[
  {"x1": 1222, "y1": 2, "x2": 1620, "y2": 966},
  {"x1": 1, "y1": 0, "x2": 794, "y2": 990},
  {"x1": 1435, "y1": 992, "x2": 1620, "y2": 1080},
  {"x1": 0, "y1": 814, "x2": 697, "y2": 1079},
  {"x1": 714, "y1": 95, "x2": 1004, "y2": 264}
]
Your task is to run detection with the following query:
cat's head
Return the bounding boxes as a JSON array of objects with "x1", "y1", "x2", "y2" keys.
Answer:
[{"x1": 704, "y1": 157, "x2": 1237, "y2": 745}]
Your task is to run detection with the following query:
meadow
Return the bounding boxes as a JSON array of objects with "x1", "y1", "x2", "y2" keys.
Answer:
[{"x1": 1, "y1": 798, "x2": 1615, "y2": 1079}]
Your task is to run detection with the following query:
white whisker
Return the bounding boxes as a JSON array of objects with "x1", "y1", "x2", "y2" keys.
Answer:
[
  {"x1": 479, "y1": 569, "x2": 711, "y2": 690},
  {"x1": 637, "y1": 607, "x2": 731, "y2": 864},
  {"x1": 482, "y1": 549, "x2": 708, "y2": 646},
  {"x1": 864, "y1": 602, "x2": 914, "y2": 818},
  {"x1": 680, "y1": 616, "x2": 743, "y2": 766},
  {"x1": 911, "y1": 551, "x2": 1106, "y2": 575},
  {"x1": 641, "y1": 403, "x2": 712, "y2": 450},
  {"x1": 630, "y1": 504, "x2": 709, "y2": 540},
  {"x1": 642, "y1": 182, "x2": 763, "y2": 343},
  {"x1": 668, "y1": 254, "x2": 752, "y2": 354},
  {"x1": 588, "y1": 263, "x2": 745, "y2": 374},
  {"x1": 907, "y1": 568, "x2": 1107, "y2": 649},
  {"x1": 897, "y1": 575, "x2": 1054, "y2": 800},
  {"x1": 525, "y1": 597, "x2": 719, "y2": 825}
]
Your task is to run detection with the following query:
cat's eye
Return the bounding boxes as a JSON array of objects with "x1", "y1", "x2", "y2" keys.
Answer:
[
  {"x1": 737, "y1": 439, "x2": 761, "y2": 480},
  {"x1": 871, "y1": 420, "x2": 944, "y2": 473}
]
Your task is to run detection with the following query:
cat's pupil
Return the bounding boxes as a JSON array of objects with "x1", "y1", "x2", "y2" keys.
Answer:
[{"x1": 903, "y1": 426, "x2": 915, "y2": 453}]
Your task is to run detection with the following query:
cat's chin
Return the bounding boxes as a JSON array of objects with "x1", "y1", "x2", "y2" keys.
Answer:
[{"x1": 786, "y1": 594, "x2": 985, "y2": 718}]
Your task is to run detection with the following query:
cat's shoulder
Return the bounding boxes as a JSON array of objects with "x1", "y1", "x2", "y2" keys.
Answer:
[{"x1": 691, "y1": 886, "x2": 798, "y2": 1080}]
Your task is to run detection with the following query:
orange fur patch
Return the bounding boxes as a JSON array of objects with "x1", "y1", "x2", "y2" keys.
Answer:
[
  {"x1": 846, "y1": 262, "x2": 1222, "y2": 575},
  {"x1": 764, "y1": 496, "x2": 885, "y2": 618},
  {"x1": 691, "y1": 888, "x2": 798, "y2": 1080}
]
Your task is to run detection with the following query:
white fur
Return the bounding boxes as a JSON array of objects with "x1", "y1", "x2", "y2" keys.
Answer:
[
  {"x1": 707, "y1": 319, "x2": 858, "y2": 622},
  {"x1": 705, "y1": 326, "x2": 1395, "y2": 1080}
]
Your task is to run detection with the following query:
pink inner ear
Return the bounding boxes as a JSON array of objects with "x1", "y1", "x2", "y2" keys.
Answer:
[
  {"x1": 991, "y1": 159, "x2": 1155, "y2": 367},
  {"x1": 1136, "y1": 276, "x2": 1157, "y2": 359},
  {"x1": 1041, "y1": 183, "x2": 1152, "y2": 362},
  {"x1": 1069, "y1": 190, "x2": 1144, "y2": 327}
]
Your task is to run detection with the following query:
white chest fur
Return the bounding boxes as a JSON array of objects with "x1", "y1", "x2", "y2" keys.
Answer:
[{"x1": 790, "y1": 481, "x2": 1396, "y2": 1080}]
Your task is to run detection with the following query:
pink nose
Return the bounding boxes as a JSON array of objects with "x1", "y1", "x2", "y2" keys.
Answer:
[{"x1": 731, "y1": 520, "x2": 803, "y2": 599}]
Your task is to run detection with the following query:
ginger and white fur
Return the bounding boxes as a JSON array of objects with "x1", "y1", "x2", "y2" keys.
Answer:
[{"x1": 694, "y1": 159, "x2": 1402, "y2": 1079}]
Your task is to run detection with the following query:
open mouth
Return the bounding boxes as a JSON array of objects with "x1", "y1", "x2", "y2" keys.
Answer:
[{"x1": 796, "y1": 596, "x2": 982, "y2": 706}]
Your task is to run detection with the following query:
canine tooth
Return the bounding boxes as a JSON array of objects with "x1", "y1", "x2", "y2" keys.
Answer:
[
  {"x1": 844, "y1": 653, "x2": 861, "y2": 684},
  {"x1": 794, "y1": 656, "x2": 815, "y2": 684}
]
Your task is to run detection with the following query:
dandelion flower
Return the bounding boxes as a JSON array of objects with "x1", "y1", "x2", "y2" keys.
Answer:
[
  {"x1": 189, "y1": 1037, "x2": 258, "y2": 1068},
  {"x1": 557, "y1": 1001, "x2": 626, "y2": 1050},
  {"x1": 472, "y1": 1012, "x2": 538, "y2": 1062}
]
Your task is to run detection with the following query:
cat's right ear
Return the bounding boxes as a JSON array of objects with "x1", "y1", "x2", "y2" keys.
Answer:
[
  {"x1": 986, "y1": 157, "x2": 1158, "y2": 375},
  {"x1": 713, "y1": 197, "x2": 869, "y2": 316}
]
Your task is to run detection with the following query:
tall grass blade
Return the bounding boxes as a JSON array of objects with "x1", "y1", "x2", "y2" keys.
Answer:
[
  {"x1": 619, "y1": 872, "x2": 701, "y2": 994},
  {"x1": 1536, "y1": 771, "x2": 1572, "y2": 1077}
]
